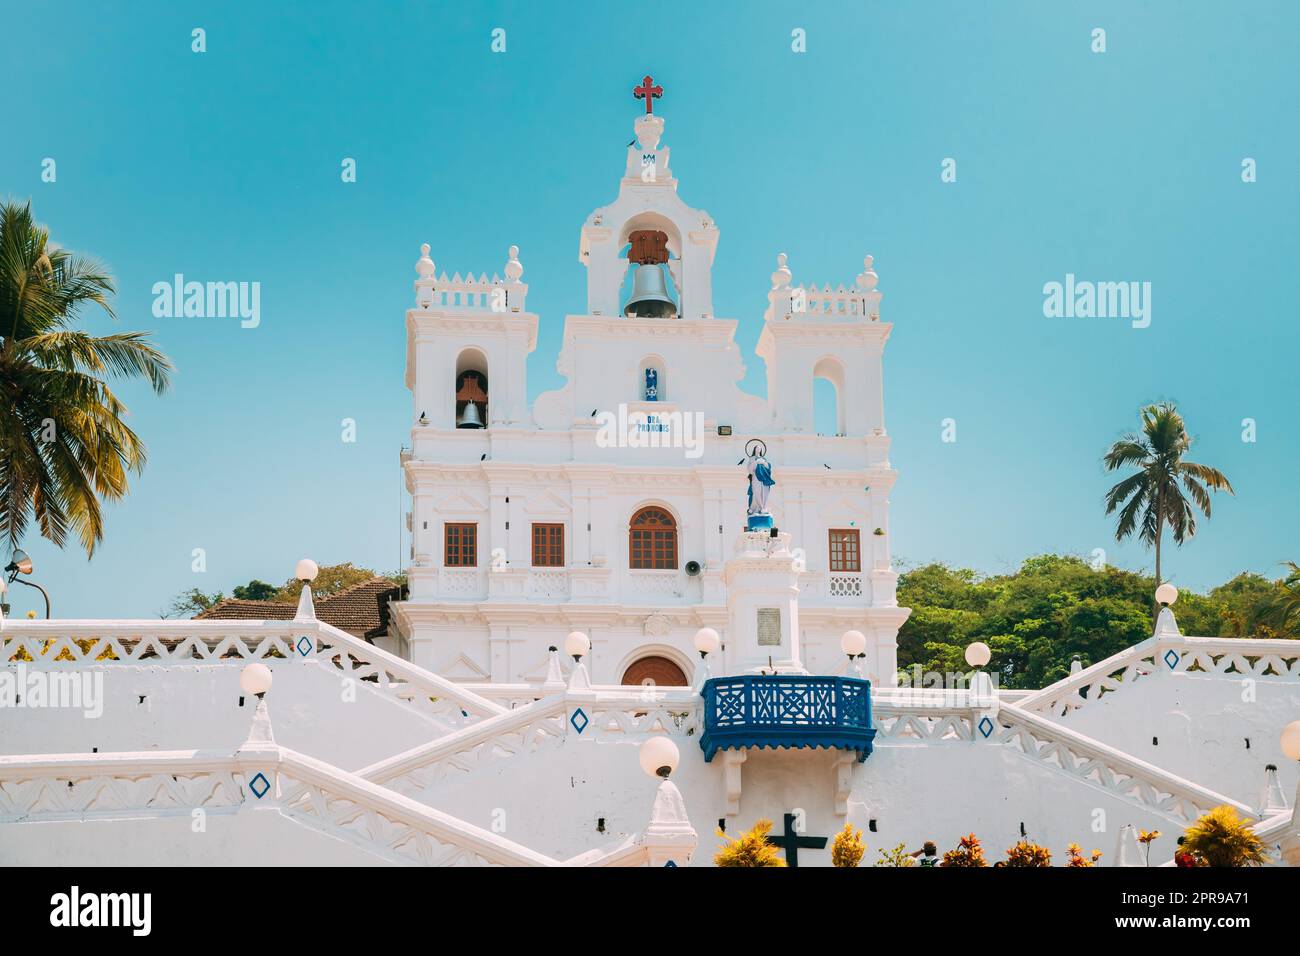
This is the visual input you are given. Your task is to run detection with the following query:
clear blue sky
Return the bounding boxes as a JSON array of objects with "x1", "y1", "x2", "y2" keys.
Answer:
[{"x1": 2, "y1": 1, "x2": 1297, "y2": 618}]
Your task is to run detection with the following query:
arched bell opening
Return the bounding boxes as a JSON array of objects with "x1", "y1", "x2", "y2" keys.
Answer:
[
  {"x1": 455, "y1": 348, "x2": 489, "y2": 429},
  {"x1": 620, "y1": 227, "x2": 679, "y2": 319},
  {"x1": 812, "y1": 356, "x2": 846, "y2": 437}
]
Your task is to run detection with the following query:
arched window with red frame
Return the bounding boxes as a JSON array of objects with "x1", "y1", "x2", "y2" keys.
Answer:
[{"x1": 629, "y1": 506, "x2": 677, "y2": 570}]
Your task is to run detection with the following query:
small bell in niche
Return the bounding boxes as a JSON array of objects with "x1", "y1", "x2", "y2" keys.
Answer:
[{"x1": 456, "y1": 371, "x2": 487, "y2": 429}]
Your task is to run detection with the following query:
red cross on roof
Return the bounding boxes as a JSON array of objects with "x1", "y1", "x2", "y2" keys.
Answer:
[{"x1": 633, "y1": 75, "x2": 663, "y2": 114}]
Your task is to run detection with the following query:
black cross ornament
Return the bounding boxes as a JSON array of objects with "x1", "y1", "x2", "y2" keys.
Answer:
[{"x1": 765, "y1": 812, "x2": 828, "y2": 867}]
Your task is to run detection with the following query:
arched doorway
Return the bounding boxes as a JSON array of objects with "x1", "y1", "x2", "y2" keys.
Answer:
[{"x1": 621, "y1": 655, "x2": 688, "y2": 687}]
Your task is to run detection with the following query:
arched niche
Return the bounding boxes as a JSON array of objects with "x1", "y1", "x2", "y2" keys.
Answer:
[
  {"x1": 455, "y1": 347, "x2": 489, "y2": 429},
  {"x1": 638, "y1": 355, "x2": 666, "y2": 402}
]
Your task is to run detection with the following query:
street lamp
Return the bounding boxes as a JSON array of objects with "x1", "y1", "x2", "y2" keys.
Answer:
[
  {"x1": 841, "y1": 629, "x2": 867, "y2": 677},
  {"x1": 240, "y1": 662, "x2": 273, "y2": 699},
  {"x1": 639, "y1": 735, "x2": 681, "y2": 780},
  {"x1": 966, "y1": 641, "x2": 994, "y2": 707},
  {"x1": 4, "y1": 550, "x2": 50, "y2": 619},
  {"x1": 1282, "y1": 721, "x2": 1300, "y2": 763},
  {"x1": 564, "y1": 630, "x2": 590, "y2": 663},
  {"x1": 1155, "y1": 583, "x2": 1179, "y2": 607},
  {"x1": 693, "y1": 626, "x2": 721, "y2": 687}
]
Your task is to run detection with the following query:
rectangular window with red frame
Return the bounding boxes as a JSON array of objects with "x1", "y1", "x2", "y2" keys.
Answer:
[
  {"x1": 531, "y1": 523, "x2": 564, "y2": 567},
  {"x1": 828, "y1": 528, "x2": 861, "y2": 572},
  {"x1": 445, "y1": 522, "x2": 478, "y2": 567}
]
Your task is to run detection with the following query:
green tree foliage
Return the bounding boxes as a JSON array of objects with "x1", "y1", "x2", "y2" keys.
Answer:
[
  {"x1": 166, "y1": 587, "x2": 224, "y2": 618},
  {"x1": 898, "y1": 555, "x2": 1296, "y2": 689},
  {"x1": 272, "y1": 562, "x2": 379, "y2": 602},
  {"x1": 232, "y1": 579, "x2": 278, "y2": 601}
]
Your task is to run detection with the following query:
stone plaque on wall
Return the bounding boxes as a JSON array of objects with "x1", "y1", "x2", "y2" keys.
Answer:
[{"x1": 757, "y1": 608, "x2": 782, "y2": 646}]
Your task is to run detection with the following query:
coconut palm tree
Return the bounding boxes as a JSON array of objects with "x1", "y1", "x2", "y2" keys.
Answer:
[
  {"x1": 1103, "y1": 402, "x2": 1233, "y2": 614},
  {"x1": 0, "y1": 200, "x2": 171, "y2": 558},
  {"x1": 1267, "y1": 562, "x2": 1300, "y2": 634}
]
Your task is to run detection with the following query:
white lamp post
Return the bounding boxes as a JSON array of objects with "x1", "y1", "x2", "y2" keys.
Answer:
[
  {"x1": 638, "y1": 736, "x2": 696, "y2": 865},
  {"x1": 239, "y1": 663, "x2": 275, "y2": 747},
  {"x1": 841, "y1": 629, "x2": 867, "y2": 678},
  {"x1": 640, "y1": 736, "x2": 681, "y2": 780},
  {"x1": 564, "y1": 630, "x2": 592, "y2": 691},
  {"x1": 564, "y1": 630, "x2": 590, "y2": 663},
  {"x1": 965, "y1": 642, "x2": 993, "y2": 707},
  {"x1": 1281, "y1": 722, "x2": 1300, "y2": 865},
  {"x1": 1282, "y1": 721, "x2": 1300, "y2": 762},
  {"x1": 294, "y1": 558, "x2": 320, "y2": 622},
  {"x1": 1154, "y1": 583, "x2": 1180, "y2": 637},
  {"x1": 240, "y1": 662, "x2": 273, "y2": 698},
  {"x1": 693, "y1": 627, "x2": 720, "y2": 685}
]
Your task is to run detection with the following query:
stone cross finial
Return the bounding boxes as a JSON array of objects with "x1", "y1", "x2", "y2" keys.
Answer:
[{"x1": 771, "y1": 252, "x2": 792, "y2": 289}]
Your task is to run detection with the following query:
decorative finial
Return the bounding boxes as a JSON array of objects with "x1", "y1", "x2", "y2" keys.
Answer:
[
  {"x1": 505, "y1": 244, "x2": 523, "y2": 282},
  {"x1": 416, "y1": 243, "x2": 435, "y2": 278},
  {"x1": 855, "y1": 254, "x2": 878, "y2": 291},
  {"x1": 771, "y1": 252, "x2": 792, "y2": 289}
]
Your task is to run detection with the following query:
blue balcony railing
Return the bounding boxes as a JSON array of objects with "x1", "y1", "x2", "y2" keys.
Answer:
[{"x1": 700, "y1": 675, "x2": 876, "y2": 763}]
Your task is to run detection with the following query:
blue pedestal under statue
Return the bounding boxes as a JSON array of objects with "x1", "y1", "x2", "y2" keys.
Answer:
[{"x1": 746, "y1": 513, "x2": 774, "y2": 531}]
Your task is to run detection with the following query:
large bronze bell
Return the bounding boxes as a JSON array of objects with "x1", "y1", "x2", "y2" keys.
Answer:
[{"x1": 624, "y1": 262, "x2": 678, "y2": 318}]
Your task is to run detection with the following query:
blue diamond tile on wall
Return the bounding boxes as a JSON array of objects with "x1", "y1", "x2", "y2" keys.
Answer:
[
  {"x1": 978, "y1": 716, "x2": 994, "y2": 739},
  {"x1": 248, "y1": 771, "x2": 271, "y2": 799},
  {"x1": 570, "y1": 707, "x2": 589, "y2": 734},
  {"x1": 296, "y1": 635, "x2": 313, "y2": 657},
  {"x1": 1163, "y1": 649, "x2": 1180, "y2": 670},
  {"x1": 664, "y1": 860, "x2": 677, "y2": 867}
]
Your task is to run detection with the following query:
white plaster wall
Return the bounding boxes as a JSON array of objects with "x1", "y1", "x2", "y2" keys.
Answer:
[
  {"x1": 398, "y1": 733, "x2": 1201, "y2": 867},
  {"x1": 410, "y1": 617, "x2": 902, "y2": 686},
  {"x1": 0, "y1": 808, "x2": 394, "y2": 867},
  {"x1": 1040, "y1": 672, "x2": 1300, "y2": 809},
  {"x1": 0, "y1": 663, "x2": 438, "y2": 772}
]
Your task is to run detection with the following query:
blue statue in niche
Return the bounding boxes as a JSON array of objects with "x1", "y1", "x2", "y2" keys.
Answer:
[
  {"x1": 744, "y1": 439, "x2": 775, "y2": 530},
  {"x1": 644, "y1": 367, "x2": 658, "y2": 402}
]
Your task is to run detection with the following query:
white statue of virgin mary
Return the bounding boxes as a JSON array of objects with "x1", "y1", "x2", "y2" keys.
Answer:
[{"x1": 746, "y1": 445, "x2": 775, "y2": 516}]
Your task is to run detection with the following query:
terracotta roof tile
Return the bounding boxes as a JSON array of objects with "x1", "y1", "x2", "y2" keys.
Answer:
[{"x1": 195, "y1": 577, "x2": 402, "y2": 641}]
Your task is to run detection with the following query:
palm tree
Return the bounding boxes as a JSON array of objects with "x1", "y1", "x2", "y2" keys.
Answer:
[
  {"x1": 0, "y1": 200, "x2": 171, "y2": 558},
  {"x1": 1267, "y1": 562, "x2": 1300, "y2": 634},
  {"x1": 1103, "y1": 402, "x2": 1233, "y2": 613}
]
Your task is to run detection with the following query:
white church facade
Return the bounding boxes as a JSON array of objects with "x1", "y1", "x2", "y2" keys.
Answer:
[
  {"x1": 396, "y1": 102, "x2": 906, "y2": 689},
  {"x1": 2, "y1": 85, "x2": 1299, "y2": 871}
]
